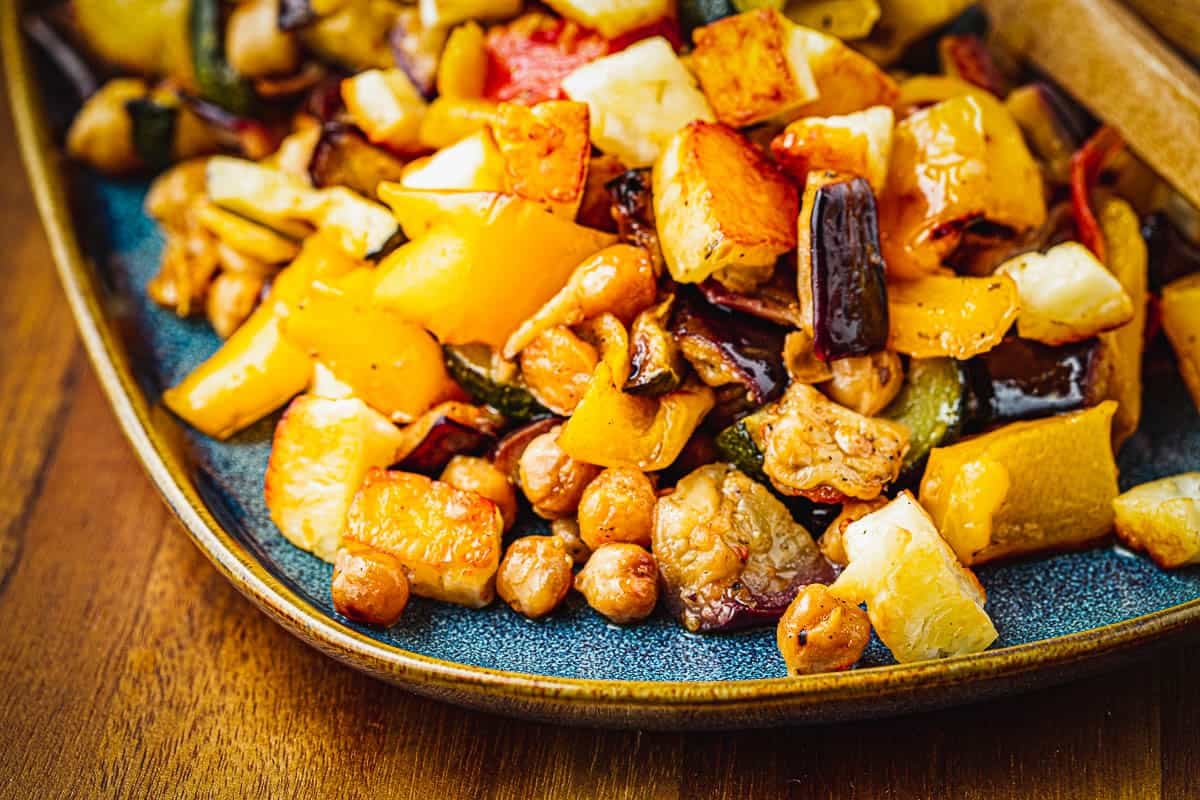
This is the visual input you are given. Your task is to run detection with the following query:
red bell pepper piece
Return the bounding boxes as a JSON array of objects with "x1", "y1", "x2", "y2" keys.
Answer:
[{"x1": 1070, "y1": 126, "x2": 1123, "y2": 263}]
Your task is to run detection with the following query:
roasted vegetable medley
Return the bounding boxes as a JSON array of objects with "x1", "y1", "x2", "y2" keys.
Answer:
[{"x1": 44, "y1": 0, "x2": 1200, "y2": 675}]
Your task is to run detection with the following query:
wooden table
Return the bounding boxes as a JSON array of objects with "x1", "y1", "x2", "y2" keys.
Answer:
[{"x1": 1, "y1": 88, "x2": 1198, "y2": 800}]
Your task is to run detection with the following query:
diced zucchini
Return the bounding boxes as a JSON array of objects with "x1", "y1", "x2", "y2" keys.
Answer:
[
  {"x1": 189, "y1": 0, "x2": 258, "y2": 115},
  {"x1": 881, "y1": 357, "x2": 965, "y2": 480},
  {"x1": 713, "y1": 411, "x2": 768, "y2": 483},
  {"x1": 205, "y1": 156, "x2": 312, "y2": 238},
  {"x1": 444, "y1": 344, "x2": 550, "y2": 422}
]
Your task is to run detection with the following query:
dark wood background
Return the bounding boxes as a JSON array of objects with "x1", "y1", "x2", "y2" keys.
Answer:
[{"x1": 1, "y1": 82, "x2": 1198, "y2": 800}]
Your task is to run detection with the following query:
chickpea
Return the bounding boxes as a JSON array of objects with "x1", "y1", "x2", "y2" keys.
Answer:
[
  {"x1": 331, "y1": 544, "x2": 410, "y2": 627},
  {"x1": 206, "y1": 271, "x2": 265, "y2": 339},
  {"x1": 66, "y1": 78, "x2": 147, "y2": 174},
  {"x1": 517, "y1": 428, "x2": 600, "y2": 519},
  {"x1": 145, "y1": 160, "x2": 209, "y2": 227},
  {"x1": 819, "y1": 498, "x2": 888, "y2": 566},
  {"x1": 226, "y1": 0, "x2": 300, "y2": 78},
  {"x1": 440, "y1": 456, "x2": 519, "y2": 531},
  {"x1": 496, "y1": 536, "x2": 575, "y2": 619},
  {"x1": 575, "y1": 543, "x2": 659, "y2": 624},
  {"x1": 776, "y1": 584, "x2": 870, "y2": 675},
  {"x1": 520, "y1": 326, "x2": 599, "y2": 415},
  {"x1": 822, "y1": 351, "x2": 904, "y2": 417},
  {"x1": 551, "y1": 518, "x2": 591, "y2": 565},
  {"x1": 577, "y1": 467, "x2": 656, "y2": 550}
]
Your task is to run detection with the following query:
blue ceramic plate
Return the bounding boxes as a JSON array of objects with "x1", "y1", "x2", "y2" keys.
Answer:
[{"x1": 8, "y1": 3, "x2": 1200, "y2": 728}]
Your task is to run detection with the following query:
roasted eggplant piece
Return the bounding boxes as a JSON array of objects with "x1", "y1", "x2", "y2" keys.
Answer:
[
  {"x1": 654, "y1": 463, "x2": 836, "y2": 633},
  {"x1": 798, "y1": 173, "x2": 889, "y2": 362},
  {"x1": 698, "y1": 266, "x2": 804, "y2": 328},
  {"x1": 390, "y1": 9, "x2": 449, "y2": 99},
  {"x1": 1006, "y1": 82, "x2": 1097, "y2": 183},
  {"x1": 678, "y1": 0, "x2": 736, "y2": 39},
  {"x1": 881, "y1": 357, "x2": 966, "y2": 481},
  {"x1": 308, "y1": 123, "x2": 409, "y2": 200},
  {"x1": 190, "y1": 0, "x2": 259, "y2": 115},
  {"x1": 392, "y1": 403, "x2": 502, "y2": 475},
  {"x1": 937, "y1": 33, "x2": 1005, "y2": 96},
  {"x1": 672, "y1": 291, "x2": 788, "y2": 405},
  {"x1": 444, "y1": 344, "x2": 550, "y2": 422},
  {"x1": 624, "y1": 296, "x2": 686, "y2": 397},
  {"x1": 966, "y1": 336, "x2": 1107, "y2": 426},
  {"x1": 126, "y1": 96, "x2": 177, "y2": 171},
  {"x1": 1143, "y1": 212, "x2": 1200, "y2": 292},
  {"x1": 606, "y1": 169, "x2": 663, "y2": 270}
]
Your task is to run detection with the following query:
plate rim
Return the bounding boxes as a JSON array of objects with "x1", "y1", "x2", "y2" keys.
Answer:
[{"x1": 7, "y1": 0, "x2": 1200, "y2": 727}]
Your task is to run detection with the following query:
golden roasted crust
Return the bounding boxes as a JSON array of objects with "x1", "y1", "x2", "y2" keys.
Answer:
[
  {"x1": 691, "y1": 9, "x2": 818, "y2": 128},
  {"x1": 491, "y1": 100, "x2": 591, "y2": 218},
  {"x1": 1113, "y1": 473, "x2": 1200, "y2": 569},
  {"x1": 653, "y1": 121, "x2": 798, "y2": 286}
]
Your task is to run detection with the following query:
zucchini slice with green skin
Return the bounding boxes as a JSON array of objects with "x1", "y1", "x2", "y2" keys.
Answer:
[
  {"x1": 881, "y1": 357, "x2": 966, "y2": 479},
  {"x1": 190, "y1": 0, "x2": 258, "y2": 115},
  {"x1": 714, "y1": 411, "x2": 769, "y2": 483},
  {"x1": 126, "y1": 97, "x2": 177, "y2": 171},
  {"x1": 444, "y1": 345, "x2": 550, "y2": 423}
]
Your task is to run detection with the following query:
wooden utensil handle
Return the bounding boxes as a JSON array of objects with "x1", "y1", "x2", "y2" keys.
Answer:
[{"x1": 984, "y1": 0, "x2": 1200, "y2": 210}]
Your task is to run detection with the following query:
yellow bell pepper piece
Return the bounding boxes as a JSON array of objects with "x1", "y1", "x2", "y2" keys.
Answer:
[
  {"x1": 373, "y1": 194, "x2": 616, "y2": 349},
  {"x1": 878, "y1": 94, "x2": 1045, "y2": 279},
  {"x1": 1163, "y1": 273, "x2": 1200, "y2": 414},
  {"x1": 557, "y1": 315, "x2": 714, "y2": 470},
  {"x1": 376, "y1": 186, "x2": 498, "y2": 239},
  {"x1": 1096, "y1": 196, "x2": 1148, "y2": 447},
  {"x1": 163, "y1": 234, "x2": 360, "y2": 439},
  {"x1": 281, "y1": 269, "x2": 457, "y2": 422},
  {"x1": 888, "y1": 274, "x2": 1021, "y2": 359},
  {"x1": 919, "y1": 401, "x2": 1120, "y2": 565}
]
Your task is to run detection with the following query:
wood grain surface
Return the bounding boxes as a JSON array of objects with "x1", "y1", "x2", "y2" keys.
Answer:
[{"x1": 1, "y1": 80, "x2": 1199, "y2": 800}]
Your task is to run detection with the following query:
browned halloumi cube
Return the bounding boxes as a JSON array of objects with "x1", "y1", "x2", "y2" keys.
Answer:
[
  {"x1": 653, "y1": 120, "x2": 798, "y2": 287},
  {"x1": 770, "y1": 106, "x2": 894, "y2": 194},
  {"x1": 491, "y1": 100, "x2": 591, "y2": 218},
  {"x1": 690, "y1": 9, "x2": 819, "y2": 128}
]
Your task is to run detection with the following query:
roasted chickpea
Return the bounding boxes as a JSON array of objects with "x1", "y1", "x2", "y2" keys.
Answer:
[
  {"x1": 575, "y1": 543, "x2": 659, "y2": 624},
  {"x1": 145, "y1": 160, "x2": 210, "y2": 227},
  {"x1": 331, "y1": 544, "x2": 410, "y2": 627},
  {"x1": 822, "y1": 351, "x2": 904, "y2": 416},
  {"x1": 226, "y1": 0, "x2": 300, "y2": 78},
  {"x1": 776, "y1": 584, "x2": 870, "y2": 675},
  {"x1": 496, "y1": 536, "x2": 575, "y2": 619},
  {"x1": 441, "y1": 455, "x2": 519, "y2": 531},
  {"x1": 577, "y1": 467, "x2": 657, "y2": 549},
  {"x1": 551, "y1": 518, "x2": 591, "y2": 565},
  {"x1": 819, "y1": 498, "x2": 889, "y2": 566},
  {"x1": 520, "y1": 326, "x2": 599, "y2": 415},
  {"x1": 517, "y1": 428, "x2": 600, "y2": 519}
]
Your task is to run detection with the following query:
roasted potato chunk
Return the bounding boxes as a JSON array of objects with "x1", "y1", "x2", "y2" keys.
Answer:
[
  {"x1": 264, "y1": 395, "x2": 405, "y2": 562},
  {"x1": 497, "y1": 535, "x2": 575, "y2": 618},
  {"x1": 1113, "y1": 473, "x2": 1200, "y2": 568},
  {"x1": 770, "y1": 106, "x2": 894, "y2": 194},
  {"x1": 575, "y1": 543, "x2": 659, "y2": 624},
  {"x1": 818, "y1": 498, "x2": 889, "y2": 566},
  {"x1": 400, "y1": 129, "x2": 506, "y2": 191},
  {"x1": 491, "y1": 100, "x2": 591, "y2": 218},
  {"x1": 653, "y1": 121, "x2": 799, "y2": 287},
  {"x1": 345, "y1": 470, "x2": 504, "y2": 608},
  {"x1": 341, "y1": 68, "x2": 428, "y2": 151},
  {"x1": 690, "y1": 9, "x2": 819, "y2": 128},
  {"x1": 793, "y1": 25, "x2": 899, "y2": 117},
  {"x1": 920, "y1": 402, "x2": 1120, "y2": 566},
  {"x1": 561, "y1": 37, "x2": 714, "y2": 168},
  {"x1": 653, "y1": 464, "x2": 834, "y2": 632},
  {"x1": 542, "y1": 0, "x2": 672, "y2": 38},
  {"x1": 758, "y1": 383, "x2": 909, "y2": 502},
  {"x1": 996, "y1": 243, "x2": 1134, "y2": 346},
  {"x1": 1161, "y1": 274, "x2": 1200, "y2": 413},
  {"x1": 776, "y1": 584, "x2": 871, "y2": 675},
  {"x1": 830, "y1": 492, "x2": 998, "y2": 663}
]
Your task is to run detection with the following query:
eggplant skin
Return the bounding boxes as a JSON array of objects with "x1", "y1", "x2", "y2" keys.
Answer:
[
  {"x1": 967, "y1": 336, "x2": 1106, "y2": 426},
  {"x1": 672, "y1": 290, "x2": 788, "y2": 405},
  {"x1": 308, "y1": 123, "x2": 409, "y2": 200},
  {"x1": 393, "y1": 415, "x2": 495, "y2": 475},
  {"x1": 808, "y1": 176, "x2": 889, "y2": 361}
]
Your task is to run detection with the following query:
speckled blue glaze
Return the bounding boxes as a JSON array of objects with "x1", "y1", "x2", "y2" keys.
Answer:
[{"x1": 90, "y1": 176, "x2": 1200, "y2": 682}]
